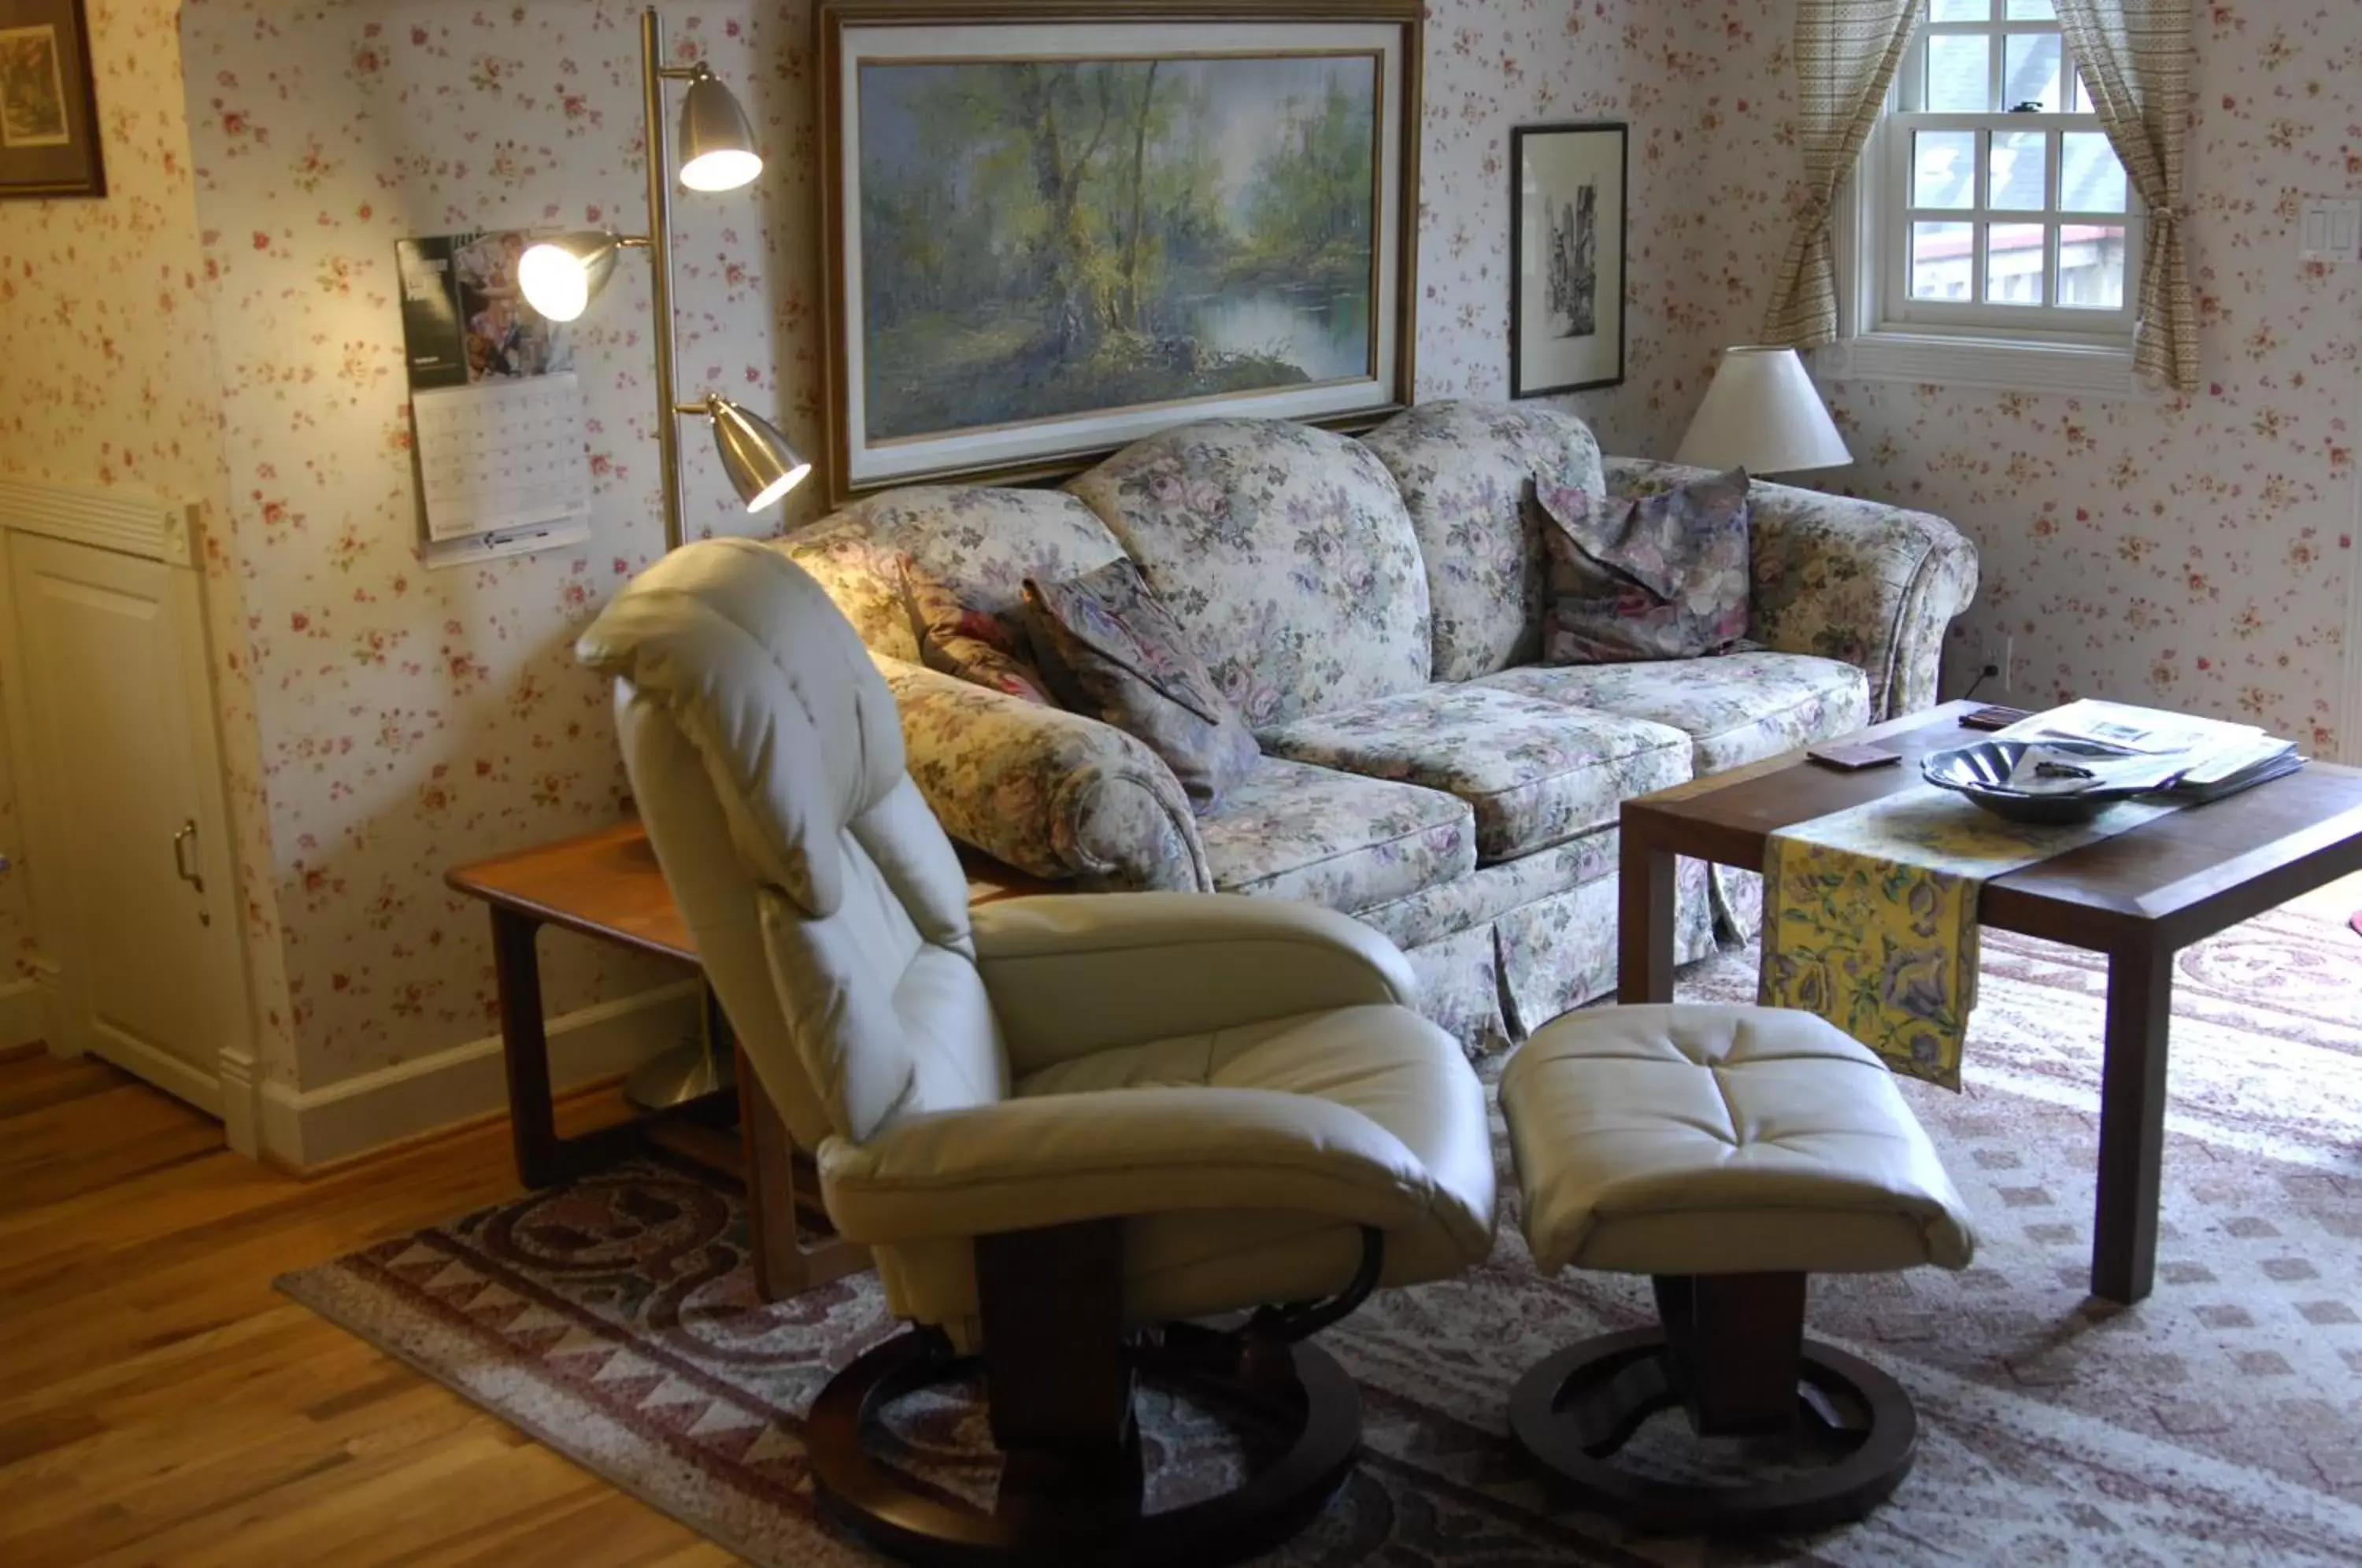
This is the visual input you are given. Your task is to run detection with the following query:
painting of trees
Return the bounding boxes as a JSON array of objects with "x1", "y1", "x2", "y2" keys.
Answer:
[{"x1": 856, "y1": 53, "x2": 1379, "y2": 442}]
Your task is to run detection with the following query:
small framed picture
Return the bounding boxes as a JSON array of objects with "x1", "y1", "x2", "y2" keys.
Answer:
[
  {"x1": 0, "y1": 0, "x2": 104, "y2": 201},
  {"x1": 1510, "y1": 122, "x2": 1627, "y2": 398}
]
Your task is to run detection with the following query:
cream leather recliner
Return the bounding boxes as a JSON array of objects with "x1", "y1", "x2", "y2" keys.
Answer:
[{"x1": 579, "y1": 538, "x2": 1497, "y2": 1567}]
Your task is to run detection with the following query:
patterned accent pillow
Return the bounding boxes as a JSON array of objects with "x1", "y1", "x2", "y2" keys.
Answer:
[
  {"x1": 1020, "y1": 558, "x2": 1261, "y2": 812},
  {"x1": 896, "y1": 555, "x2": 1054, "y2": 704},
  {"x1": 1538, "y1": 467, "x2": 1753, "y2": 663}
]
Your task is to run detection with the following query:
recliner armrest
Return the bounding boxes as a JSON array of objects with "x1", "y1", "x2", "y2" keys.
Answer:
[
  {"x1": 971, "y1": 892, "x2": 1420, "y2": 1077},
  {"x1": 879, "y1": 655, "x2": 1210, "y2": 891},
  {"x1": 815, "y1": 1082, "x2": 1449, "y2": 1246}
]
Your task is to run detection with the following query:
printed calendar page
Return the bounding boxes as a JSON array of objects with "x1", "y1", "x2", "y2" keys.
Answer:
[{"x1": 412, "y1": 375, "x2": 591, "y2": 543}]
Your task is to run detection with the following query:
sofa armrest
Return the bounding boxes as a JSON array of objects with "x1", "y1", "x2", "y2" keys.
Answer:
[
  {"x1": 1605, "y1": 457, "x2": 1979, "y2": 719},
  {"x1": 877, "y1": 655, "x2": 1210, "y2": 891}
]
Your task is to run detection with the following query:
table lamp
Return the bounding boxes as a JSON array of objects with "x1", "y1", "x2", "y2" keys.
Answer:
[{"x1": 1674, "y1": 346, "x2": 1853, "y2": 475}]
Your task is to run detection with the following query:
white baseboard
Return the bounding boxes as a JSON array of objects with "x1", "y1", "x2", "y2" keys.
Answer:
[
  {"x1": 0, "y1": 978, "x2": 48, "y2": 1051},
  {"x1": 255, "y1": 982, "x2": 700, "y2": 1171}
]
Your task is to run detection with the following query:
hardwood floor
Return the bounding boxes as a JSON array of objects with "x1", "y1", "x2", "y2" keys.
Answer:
[{"x1": 0, "y1": 1045, "x2": 736, "y2": 1566}]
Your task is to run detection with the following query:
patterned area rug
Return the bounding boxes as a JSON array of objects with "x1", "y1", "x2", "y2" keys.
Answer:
[{"x1": 281, "y1": 908, "x2": 2362, "y2": 1566}]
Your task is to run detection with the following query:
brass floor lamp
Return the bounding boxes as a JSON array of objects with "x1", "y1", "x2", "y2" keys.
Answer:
[{"x1": 520, "y1": 6, "x2": 809, "y2": 1106}]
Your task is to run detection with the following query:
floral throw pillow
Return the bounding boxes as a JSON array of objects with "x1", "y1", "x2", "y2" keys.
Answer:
[
  {"x1": 1020, "y1": 558, "x2": 1260, "y2": 812},
  {"x1": 896, "y1": 555, "x2": 1055, "y2": 705},
  {"x1": 1538, "y1": 467, "x2": 1753, "y2": 663}
]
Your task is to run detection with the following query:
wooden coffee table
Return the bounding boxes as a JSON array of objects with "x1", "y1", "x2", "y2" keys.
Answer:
[{"x1": 1618, "y1": 700, "x2": 2362, "y2": 1306}]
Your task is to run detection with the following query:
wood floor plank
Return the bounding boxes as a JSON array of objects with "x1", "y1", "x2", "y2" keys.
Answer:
[{"x1": 0, "y1": 1056, "x2": 713, "y2": 1566}]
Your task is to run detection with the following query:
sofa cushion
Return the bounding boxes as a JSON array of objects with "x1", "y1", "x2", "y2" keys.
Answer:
[
  {"x1": 898, "y1": 556, "x2": 1053, "y2": 704},
  {"x1": 1199, "y1": 756, "x2": 1475, "y2": 913},
  {"x1": 785, "y1": 486, "x2": 1127, "y2": 664},
  {"x1": 1255, "y1": 686, "x2": 1692, "y2": 864},
  {"x1": 1477, "y1": 652, "x2": 1872, "y2": 774},
  {"x1": 1539, "y1": 466, "x2": 1753, "y2": 663},
  {"x1": 1067, "y1": 420, "x2": 1431, "y2": 727},
  {"x1": 1020, "y1": 559, "x2": 1261, "y2": 813},
  {"x1": 1360, "y1": 400, "x2": 1606, "y2": 682}
]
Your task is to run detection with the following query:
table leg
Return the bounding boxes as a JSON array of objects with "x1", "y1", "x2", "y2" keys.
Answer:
[
  {"x1": 1619, "y1": 826, "x2": 1678, "y2": 1004},
  {"x1": 2093, "y1": 943, "x2": 2174, "y2": 1304},
  {"x1": 491, "y1": 908, "x2": 562, "y2": 1188},
  {"x1": 736, "y1": 1042, "x2": 871, "y2": 1303}
]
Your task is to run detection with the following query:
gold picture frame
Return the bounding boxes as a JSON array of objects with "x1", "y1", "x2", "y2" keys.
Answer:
[
  {"x1": 815, "y1": 0, "x2": 1421, "y2": 503},
  {"x1": 0, "y1": 0, "x2": 105, "y2": 200}
]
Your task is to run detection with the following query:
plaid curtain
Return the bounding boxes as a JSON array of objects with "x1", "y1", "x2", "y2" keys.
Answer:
[
  {"x1": 1760, "y1": 0, "x2": 1921, "y2": 350},
  {"x1": 2055, "y1": 0, "x2": 2199, "y2": 394}
]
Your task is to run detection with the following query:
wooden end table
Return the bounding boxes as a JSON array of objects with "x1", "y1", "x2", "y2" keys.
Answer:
[
  {"x1": 448, "y1": 819, "x2": 1048, "y2": 1303},
  {"x1": 1617, "y1": 700, "x2": 2362, "y2": 1306}
]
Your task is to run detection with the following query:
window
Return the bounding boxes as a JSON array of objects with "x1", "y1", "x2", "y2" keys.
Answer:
[{"x1": 1844, "y1": 0, "x2": 2145, "y2": 384}]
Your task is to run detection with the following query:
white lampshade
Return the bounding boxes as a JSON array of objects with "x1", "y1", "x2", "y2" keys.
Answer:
[{"x1": 1675, "y1": 346, "x2": 1853, "y2": 475}]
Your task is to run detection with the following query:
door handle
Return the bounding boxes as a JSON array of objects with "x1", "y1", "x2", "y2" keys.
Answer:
[{"x1": 172, "y1": 820, "x2": 205, "y2": 895}]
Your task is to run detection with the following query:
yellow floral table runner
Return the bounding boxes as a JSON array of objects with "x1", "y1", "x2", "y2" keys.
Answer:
[{"x1": 1760, "y1": 784, "x2": 2176, "y2": 1088}]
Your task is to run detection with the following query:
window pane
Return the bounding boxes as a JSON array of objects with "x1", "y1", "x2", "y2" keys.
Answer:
[
  {"x1": 2061, "y1": 131, "x2": 2128, "y2": 213},
  {"x1": 1987, "y1": 222, "x2": 2048, "y2": 304},
  {"x1": 2005, "y1": 0, "x2": 2057, "y2": 17},
  {"x1": 1914, "y1": 130, "x2": 1979, "y2": 209},
  {"x1": 1911, "y1": 222, "x2": 1977, "y2": 300},
  {"x1": 1989, "y1": 130, "x2": 2048, "y2": 210},
  {"x1": 1930, "y1": 0, "x2": 1991, "y2": 19},
  {"x1": 2058, "y1": 224, "x2": 2128, "y2": 309},
  {"x1": 2003, "y1": 31, "x2": 2064, "y2": 112},
  {"x1": 1927, "y1": 35, "x2": 1993, "y2": 112}
]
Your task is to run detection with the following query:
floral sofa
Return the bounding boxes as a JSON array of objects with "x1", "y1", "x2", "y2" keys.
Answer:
[{"x1": 781, "y1": 401, "x2": 1978, "y2": 1052}]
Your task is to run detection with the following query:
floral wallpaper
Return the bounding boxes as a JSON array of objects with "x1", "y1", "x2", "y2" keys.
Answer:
[
  {"x1": 4, "y1": 0, "x2": 2354, "y2": 1104},
  {"x1": 0, "y1": 0, "x2": 291, "y2": 1065},
  {"x1": 1678, "y1": 0, "x2": 2360, "y2": 755}
]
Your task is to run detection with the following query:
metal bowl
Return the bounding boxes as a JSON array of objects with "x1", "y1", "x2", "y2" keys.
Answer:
[{"x1": 1920, "y1": 739, "x2": 2153, "y2": 827}]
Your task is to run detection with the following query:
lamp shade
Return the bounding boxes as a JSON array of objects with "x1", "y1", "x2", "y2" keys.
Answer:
[
  {"x1": 1674, "y1": 346, "x2": 1853, "y2": 475},
  {"x1": 518, "y1": 231, "x2": 620, "y2": 323},
  {"x1": 677, "y1": 74, "x2": 763, "y2": 193},
  {"x1": 707, "y1": 398, "x2": 809, "y2": 512}
]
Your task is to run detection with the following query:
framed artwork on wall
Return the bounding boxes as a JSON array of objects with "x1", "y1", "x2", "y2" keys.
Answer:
[
  {"x1": 0, "y1": 0, "x2": 104, "y2": 200},
  {"x1": 816, "y1": 0, "x2": 1422, "y2": 502},
  {"x1": 1509, "y1": 122, "x2": 1627, "y2": 398}
]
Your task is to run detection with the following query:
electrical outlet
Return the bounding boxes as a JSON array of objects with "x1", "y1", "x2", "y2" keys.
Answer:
[{"x1": 1981, "y1": 634, "x2": 2014, "y2": 694}]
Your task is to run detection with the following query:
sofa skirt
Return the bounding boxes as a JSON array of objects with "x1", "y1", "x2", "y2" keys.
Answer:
[{"x1": 1386, "y1": 855, "x2": 1719, "y2": 1056}]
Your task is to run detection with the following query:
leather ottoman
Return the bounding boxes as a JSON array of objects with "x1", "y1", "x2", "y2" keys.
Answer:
[{"x1": 1498, "y1": 1003, "x2": 1978, "y2": 1533}]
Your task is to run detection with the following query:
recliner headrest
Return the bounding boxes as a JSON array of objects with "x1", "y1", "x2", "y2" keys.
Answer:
[{"x1": 578, "y1": 538, "x2": 906, "y2": 919}]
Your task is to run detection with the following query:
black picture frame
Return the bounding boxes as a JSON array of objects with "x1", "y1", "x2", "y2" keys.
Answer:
[
  {"x1": 0, "y1": 0, "x2": 105, "y2": 200},
  {"x1": 1509, "y1": 121, "x2": 1626, "y2": 398}
]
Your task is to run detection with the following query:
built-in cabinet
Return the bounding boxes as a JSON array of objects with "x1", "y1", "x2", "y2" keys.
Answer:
[{"x1": 0, "y1": 480, "x2": 252, "y2": 1146}]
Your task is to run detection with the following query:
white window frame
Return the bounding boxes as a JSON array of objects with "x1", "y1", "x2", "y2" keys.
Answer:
[{"x1": 1824, "y1": 1, "x2": 2155, "y2": 398}]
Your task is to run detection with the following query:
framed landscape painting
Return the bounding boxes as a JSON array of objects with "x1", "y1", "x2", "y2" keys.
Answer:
[
  {"x1": 818, "y1": 0, "x2": 1420, "y2": 499},
  {"x1": 1510, "y1": 123, "x2": 1627, "y2": 398},
  {"x1": 0, "y1": 0, "x2": 103, "y2": 200}
]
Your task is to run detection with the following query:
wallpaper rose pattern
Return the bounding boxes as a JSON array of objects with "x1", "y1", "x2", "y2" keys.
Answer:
[{"x1": 0, "y1": 0, "x2": 2354, "y2": 1100}]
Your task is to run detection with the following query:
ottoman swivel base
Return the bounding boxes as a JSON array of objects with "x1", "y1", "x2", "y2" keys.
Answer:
[{"x1": 1509, "y1": 1274, "x2": 1917, "y2": 1536}]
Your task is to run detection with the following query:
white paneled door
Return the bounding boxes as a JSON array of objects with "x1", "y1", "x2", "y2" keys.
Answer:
[{"x1": 3, "y1": 527, "x2": 242, "y2": 1118}]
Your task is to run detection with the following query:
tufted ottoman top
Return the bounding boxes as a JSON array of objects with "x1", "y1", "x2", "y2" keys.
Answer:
[{"x1": 1501, "y1": 1004, "x2": 1977, "y2": 1277}]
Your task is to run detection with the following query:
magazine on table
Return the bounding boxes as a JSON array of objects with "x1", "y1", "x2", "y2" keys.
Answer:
[{"x1": 1991, "y1": 701, "x2": 2304, "y2": 802}]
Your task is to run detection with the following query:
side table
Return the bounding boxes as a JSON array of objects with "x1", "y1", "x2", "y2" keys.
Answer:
[{"x1": 447, "y1": 819, "x2": 860, "y2": 1303}]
